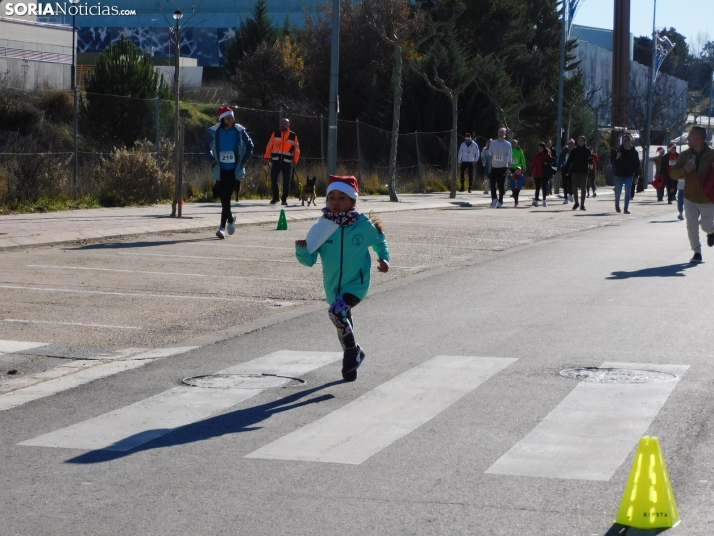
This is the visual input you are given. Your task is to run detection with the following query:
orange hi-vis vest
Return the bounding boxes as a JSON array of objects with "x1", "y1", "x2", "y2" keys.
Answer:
[{"x1": 264, "y1": 130, "x2": 300, "y2": 164}]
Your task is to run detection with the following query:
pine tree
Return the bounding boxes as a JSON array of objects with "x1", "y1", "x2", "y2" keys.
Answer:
[
  {"x1": 224, "y1": 0, "x2": 278, "y2": 78},
  {"x1": 83, "y1": 36, "x2": 170, "y2": 147}
]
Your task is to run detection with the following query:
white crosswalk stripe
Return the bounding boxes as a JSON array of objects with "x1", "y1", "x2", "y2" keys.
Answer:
[
  {"x1": 19, "y1": 351, "x2": 341, "y2": 451},
  {"x1": 246, "y1": 356, "x2": 517, "y2": 465},
  {"x1": 486, "y1": 362, "x2": 689, "y2": 481}
]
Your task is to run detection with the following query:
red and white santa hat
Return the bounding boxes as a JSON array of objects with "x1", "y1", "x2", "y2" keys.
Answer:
[
  {"x1": 656, "y1": 146, "x2": 665, "y2": 154},
  {"x1": 217, "y1": 106, "x2": 234, "y2": 121},
  {"x1": 464, "y1": 133, "x2": 471, "y2": 140},
  {"x1": 668, "y1": 142, "x2": 677, "y2": 150},
  {"x1": 326, "y1": 175, "x2": 359, "y2": 200}
]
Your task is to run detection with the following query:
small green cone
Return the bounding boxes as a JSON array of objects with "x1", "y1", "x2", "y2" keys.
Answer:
[{"x1": 277, "y1": 209, "x2": 289, "y2": 230}]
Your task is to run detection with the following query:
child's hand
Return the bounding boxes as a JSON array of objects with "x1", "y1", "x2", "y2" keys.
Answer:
[
  {"x1": 377, "y1": 259, "x2": 389, "y2": 273},
  {"x1": 295, "y1": 239, "x2": 307, "y2": 247}
]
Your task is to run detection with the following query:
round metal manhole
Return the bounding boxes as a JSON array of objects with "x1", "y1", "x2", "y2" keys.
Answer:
[
  {"x1": 559, "y1": 367, "x2": 677, "y2": 384},
  {"x1": 182, "y1": 373, "x2": 306, "y2": 389}
]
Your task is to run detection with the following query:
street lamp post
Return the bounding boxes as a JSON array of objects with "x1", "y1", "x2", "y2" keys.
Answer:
[
  {"x1": 72, "y1": 12, "x2": 78, "y2": 196},
  {"x1": 555, "y1": 0, "x2": 566, "y2": 195},
  {"x1": 326, "y1": 0, "x2": 340, "y2": 178},
  {"x1": 644, "y1": 0, "x2": 657, "y2": 189},
  {"x1": 708, "y1": 66, "x2": 713, "y2": 139},
  {"x1": 171, "y1": 10, "x2": 183, "y2": 217}
]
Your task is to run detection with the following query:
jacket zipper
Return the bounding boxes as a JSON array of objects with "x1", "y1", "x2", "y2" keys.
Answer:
[{"x1": 337, "y1": 227, "x2": 345, "y2": 294}]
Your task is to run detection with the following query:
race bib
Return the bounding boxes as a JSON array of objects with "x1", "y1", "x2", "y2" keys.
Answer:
[
  {"x1": 494, "y1": 154, "x2": 504, "y2": 162},
  {"x1": 669, "y1": 159, "x2": 677, "y2": 167},
  {"x1": 219, "y1": 151, "x2": 235, "y2": 163}
]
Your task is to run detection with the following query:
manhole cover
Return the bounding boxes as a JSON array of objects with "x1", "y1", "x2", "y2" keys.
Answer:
[
  {"x1": 182, "y1": 373, "x2": 305, "y2": 389},
  {"x1": 560, "y1": 367, "x2": 677, "y2": 384}
]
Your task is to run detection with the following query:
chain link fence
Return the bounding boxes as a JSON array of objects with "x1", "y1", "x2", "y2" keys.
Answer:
[{"x1": 0, "y1": 87, "x2": 492, "y2": 207}]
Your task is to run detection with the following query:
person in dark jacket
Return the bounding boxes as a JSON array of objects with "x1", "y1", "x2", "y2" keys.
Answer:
[
  {"x1": 558, "y1": 139, "x2": 575, "y2": 204},
  {"x1": 610, "y1": 134, "x2": 641, "y2": 214},
  {"x1": 530, "y1": 142, "x2": 552, "y2": 207},
  {"x1": 564, "y1": 136, "x2": 592, "y2": 210}
]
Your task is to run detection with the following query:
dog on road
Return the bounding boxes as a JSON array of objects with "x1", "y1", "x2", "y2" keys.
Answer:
[{"x1": 300, "y1": 176, "x2": 317, "y2": 206}]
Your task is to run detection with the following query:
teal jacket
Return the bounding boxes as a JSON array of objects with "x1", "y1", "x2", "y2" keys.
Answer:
[{"x1": 296, "y1": 215, "x2": 390, "y2": 304}]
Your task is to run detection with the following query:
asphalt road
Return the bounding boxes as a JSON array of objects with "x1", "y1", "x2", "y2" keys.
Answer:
[{"x1": 1, "y1": 191, "x2": 711, "y2": 535}]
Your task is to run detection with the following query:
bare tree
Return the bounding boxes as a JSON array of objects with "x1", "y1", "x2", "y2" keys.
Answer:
[{"x1": 362, "y1": 0, "x2": 458, "y2": 201}]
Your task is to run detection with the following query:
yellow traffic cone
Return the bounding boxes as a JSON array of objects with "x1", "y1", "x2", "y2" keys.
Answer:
[
  {"x1": 276, "y1": 209, "x2": 289, "y2": 230},
  {"x1": 615, "y1": 436, "x2": 680, "y2": 529}
]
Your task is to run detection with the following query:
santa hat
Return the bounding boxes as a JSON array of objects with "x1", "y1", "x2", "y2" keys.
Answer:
[
  {"x1": 464, "y1": 133, "x2": 471, "y2": 139},
  {"x1": 656, "y1": 146, "x2": 665, "y2": 154},
  {"x1": 567, "y1": 139, "x2": 575, "y2": 144},
  {"x1": 217, "y1": 106, "x2": 234, "y2": 121},
  {"x1": 668, "y1": 142, "x2": 677, "y2": 149},
  {"x1": 326, "y1": 175, "x2": 359, "y2": 200}
]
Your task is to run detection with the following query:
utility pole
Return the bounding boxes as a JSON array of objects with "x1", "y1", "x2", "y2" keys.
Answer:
[
  {"x1": 555, "y1": 0, "x2": 566, "y2": 194},
  {"x1": 644, "y1": 0, "x2": 657, "y2": 188},
  {"x1": 326, "y1": 0, "x2": 340, "y2": 177},
  {"x1": 171, "y1": 10, "x2": 183, "y2": 217}
]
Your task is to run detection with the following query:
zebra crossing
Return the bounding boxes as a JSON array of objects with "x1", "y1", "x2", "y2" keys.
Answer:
[{"x1": 15, "y1": 348, "x2": 688, "y2": 482}]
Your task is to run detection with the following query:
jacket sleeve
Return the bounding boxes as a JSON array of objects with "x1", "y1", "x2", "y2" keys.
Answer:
[
  {"x1": 370, "y1": 230, "x2": 390, "y2": 262},
  {"x1": 295, "y1": 245, "x2": 318, "y2": 267},
  {"x1": 240, "y1": 129, "x2": 254, "y2": 167},
  {"x1": 457, "y1": 144, "x2": 464, "y2": 163},
  {"x1": 669, "y1": 152, "x2": 688, "y2": 179},
  {"x1": 204, "y1": 132, "x2": 214, "y2": 163},
  {"x1": 264, "y1": 133, "x2": 274, "y2": 160},
  {"x1": 293, "y1": 134, "x2": 301, "y2": 165}
]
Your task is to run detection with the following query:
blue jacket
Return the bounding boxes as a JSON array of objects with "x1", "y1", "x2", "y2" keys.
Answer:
[
  {"x1": 204, "y1": 123, "x2": 254, "y2": 181},
  {"x1": 296, "y1": 215, "x2": 390, "y2": 304}
]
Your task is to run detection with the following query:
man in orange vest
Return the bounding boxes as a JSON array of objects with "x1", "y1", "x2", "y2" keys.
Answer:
[{"x1": 264, "y1": 118, "x2": 300, "y2": 205}]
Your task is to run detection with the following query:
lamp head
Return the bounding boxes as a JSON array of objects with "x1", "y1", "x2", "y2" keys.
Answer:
[{"x1": 173, "y1": 10, "x2": 183, "y2": 20}]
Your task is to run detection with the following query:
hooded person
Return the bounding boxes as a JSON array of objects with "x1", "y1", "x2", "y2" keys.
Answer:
[{"x1": 457, "y1": 133, "x2": 480, "y2": 193}]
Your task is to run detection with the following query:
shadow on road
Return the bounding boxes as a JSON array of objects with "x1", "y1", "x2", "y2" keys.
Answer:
[
  {"x1": 65, "y1": 380, "x2": 343, "y2": 464},
  {"x1": 604, "y1": 523, "x2": 668, "y2": 535},
  {"x1": 67, "y1": 237, "x2": 214, "y2": 250},
  {"x1": 648, "y1": 220, "x2": 679, "y2": 224},
  {"x1": 607, "y1": 263, "x2": 697, "y2": 279}
]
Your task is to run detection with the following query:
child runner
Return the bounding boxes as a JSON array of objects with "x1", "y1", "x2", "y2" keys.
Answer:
[
  {"x1": 509, "y1": 166, "x2": 525, "y2": 207},
  {"x1": 295, "y1": 176, "x2": 390, "y2": 382}
]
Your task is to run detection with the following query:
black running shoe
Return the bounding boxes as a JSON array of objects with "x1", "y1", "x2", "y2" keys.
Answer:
[
  {"x1": 708, "y1": 233, "x2": 714, "y2": 247},
  {"x1": 269, "y1": 198, "x2": 279, "y2": 205},
  {"x1": 342, "y1": 370, "x2": 358, "y2": 382},
  {"x1": 341, "y1": 345, "x2": 365, "y2": 376},
  {"x1": 691, "y1": 252, "x2": 703, "y2": 263}
]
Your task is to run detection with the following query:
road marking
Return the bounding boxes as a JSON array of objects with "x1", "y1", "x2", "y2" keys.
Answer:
[
  {"x1": 19, "y1": 351, "x2": 341, "y2": 451},
  {"x1": 246, "y1": 356, "x2": 517, "y2": 465},
  {"x1": 26, "y1": 265, "x2": 307, "y2": 283},
  {"x1": 4, "y1": 319, "x2": 142, "y2": 330},
  {"x1": 0, "y1": 347, "x2": 198, "y2": 410},
  {"x1": 485, "y1": 362, "x2": 689, "y2": 481},
  {"x1": 0, "y1": 285, "x2": 267, "y2": 302},
  {"x1": 0, "y1": 340, "x2": 48, "y2": 355}
]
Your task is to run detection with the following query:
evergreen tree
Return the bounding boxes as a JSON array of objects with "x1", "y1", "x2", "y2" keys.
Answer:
[
  {"x1": 223, "y1": 0, "x2": 278, "y2": 78},
  {"x1": 83, "y1": 36, "x2": 170, "y2": 148}
]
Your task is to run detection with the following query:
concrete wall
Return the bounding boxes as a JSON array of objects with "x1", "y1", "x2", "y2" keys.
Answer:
[{"x1": 0, "y1": 17, "x2": 74, "y2": 89}]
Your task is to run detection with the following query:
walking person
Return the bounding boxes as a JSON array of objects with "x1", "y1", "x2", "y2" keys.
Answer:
[
  {"x1": 482, "y1": 139, "x2": 492, "y2": 195},
  {"x1": 669, "y1": 126, "x2": 714, "y2": 263},
  {"x1": 509, "y1": 166, "x2": 525, "y2": 207},
  {"x1": 264, "y1": 118, "x2": 301, "y2": 205},
  {"x1": 666, "y1": 142, "x2": 679, "y2": 204},
  {"x1": 545, "y1": 139, "x2": 555, "y2": 196},
  {"x1": 610, "y1": 133, "x2": 640, "y2": 215},
  {"x1": 564, "y1": 136, "x2": 592, "y2": 210},
  {"x1": 458, "y1": 133, "x2": 480, "y2": 193},
  {"x1": 649, "y1": 147, "x2": 667, "y2": 201},
  {"x1": 530, "y1": 142, "x2": 552, "y2": 207},
  {"x1": 558, "y1": 139, "x2": 575, "y2": 204},
  {"x1": 489, "y1": 128, "x2": 512, "y2": 208},
  {"x1": 204, "y1": 106, "x2": 254, "y2": 239},
  {"x1": 587, "y1": 145, "x2": 599, "y2": 197},
  {"x1": 295, "y1": 176, "x2": 390, "y2": 381}
]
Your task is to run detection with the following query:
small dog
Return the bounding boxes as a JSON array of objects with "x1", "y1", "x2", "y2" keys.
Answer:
[{"x1": 300, "y1": 176, "x2": 317, "y2": 206}]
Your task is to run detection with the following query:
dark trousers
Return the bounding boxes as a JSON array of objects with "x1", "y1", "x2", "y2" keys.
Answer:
[
  {"x1": 219, "y1": 169, "x2": 239, "y2": 227},
  {"x1": 666, "y1": 178, "x2": 677, "y2": 202},
  {"x1": 588, "y1": 170, "x2": 597, "y2": 194},
  {"x1": 490, "y1": 167, "x2": 507, "y2": 203},
  {"x1": 460, "y1": 162, "x2": 474, "y2": 190},
  {"x1": 271, "y1": 161, "x2": 292, "y2": 202},
  {"x1": 535, "y1": 177, "x2": 547, "y2": 200},
  {"x1": 562, "y1": 172, "x2": 572, "y2": 197}
]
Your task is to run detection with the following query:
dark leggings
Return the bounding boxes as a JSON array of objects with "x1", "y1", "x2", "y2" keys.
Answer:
[
  {"x1": 512, "y1": 188, "x2": 520, "y2": 203},
  {"x1": 490, "y1": 167, "x2": 507, "y2": 203},
  {"x1": 562, "y1": 172, "x2": 572, "y2": 197},
  {"x1": 219, "y1": 170, "x2": 239, "y2": 227},
  {"x1": 534, "y1": 177, "x2": 547, "y2": 200},
  {"x1": 328, "y1": 293, "x2": 361, "y2": 350}
]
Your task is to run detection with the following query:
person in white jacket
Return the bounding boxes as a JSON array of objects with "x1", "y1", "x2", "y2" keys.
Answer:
[{"x1": 458, "y1": 133, "x2": 480, "y2": 193}]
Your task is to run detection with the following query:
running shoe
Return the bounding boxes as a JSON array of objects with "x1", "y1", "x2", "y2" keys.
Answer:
[
  {"x1": 490, "y1": 199, "x2": 497, "y2": 208},
  {"x1": 342, "y1": 345, "x2": 365, "y2": 380},
  {"x1": 216, "y1": 227, "x2": 226, "y2": 239},
  {"x1": 542, "y1": 200, "x2": 547, "y2": 207},
  {"x1": 691, "y1": 252, "x2": 703, "y2": 263},
  {"x1": 497, "y1": 202, "x2": 503, "y2": 208},
  {"x1": 678, "y1": 213, "x2": 684, "y2": 220},
  {"x1": 708, "y1": 233, "x2": 714, "y2": 247},
  {"x1": 226, "y1": 216, "x2": 236, "y2": 235}
]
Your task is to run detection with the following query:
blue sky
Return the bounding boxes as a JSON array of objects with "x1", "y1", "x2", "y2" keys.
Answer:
[{"x1": 572, "y1": 0, "x2": 714, "y2": 52}]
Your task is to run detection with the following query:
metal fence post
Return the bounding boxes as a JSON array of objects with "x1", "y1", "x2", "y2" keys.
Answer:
[
  {"x1": 73, "y1": 86, "x2": 78, "y2": 196},
  {"x1": 177, "y1": 124, "x2": 184, "y2": 217},
  {"x1": 155, "y1": 96, "x2": 160, "y2": 158},
  {"x1": 356, "y1": 119, "x2": 363, "y2": 186},
  {"x1": 320, "y1": 114, "x2": 325, "y2": 166},
  {"x1": 415, "y1": 130, "x2": 423, "y2": 191}
]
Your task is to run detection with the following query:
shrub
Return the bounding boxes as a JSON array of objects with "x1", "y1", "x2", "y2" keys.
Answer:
[
  {"x1": 38, "y1": 90, "x2": 74, "y2": 124},
  {"x1": 0, "y1": 92, "x2": 42, "y2": 134},
  {"x1": 98, "y1": 139, "x2": 175, "y2": 206}
]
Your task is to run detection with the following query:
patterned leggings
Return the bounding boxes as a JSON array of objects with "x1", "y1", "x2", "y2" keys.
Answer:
[{"x1": 328, "y1": 293, "x2": 361, "y2": 350}]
